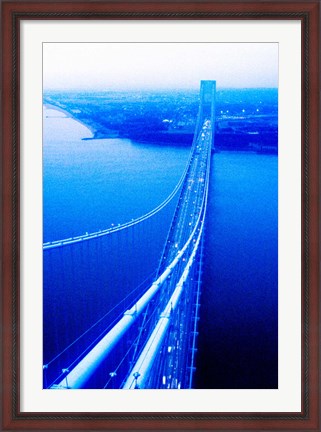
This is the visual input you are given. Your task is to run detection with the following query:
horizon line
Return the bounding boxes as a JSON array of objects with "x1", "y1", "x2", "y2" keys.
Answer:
[{"x1": 43, "y1": 86, "x2": 279, "y2": 92}]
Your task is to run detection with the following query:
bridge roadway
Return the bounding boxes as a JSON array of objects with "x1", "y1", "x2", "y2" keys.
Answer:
[
  {"x1": 122, "y1": 120, "x2": 213, "y2": 389},
  {"x1": 158, "y1": 121, "x2": 211, "y2": 272}
]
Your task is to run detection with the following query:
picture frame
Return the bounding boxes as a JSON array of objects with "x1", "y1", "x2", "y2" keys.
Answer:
[{"x1": 1, "y1": 0, "x2": 319, "y2": 430}]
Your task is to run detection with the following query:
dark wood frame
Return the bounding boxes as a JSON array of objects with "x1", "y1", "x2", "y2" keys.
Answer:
[{"x1": 1, "y1": 1, "x2": 320, "y2": 430}]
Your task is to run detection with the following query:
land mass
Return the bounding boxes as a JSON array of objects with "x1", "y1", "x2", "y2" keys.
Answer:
[{"x1": 44, "y1": 89, "x2": 278, "y2": 153}]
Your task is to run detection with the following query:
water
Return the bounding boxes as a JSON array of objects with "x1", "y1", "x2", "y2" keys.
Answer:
[
  {"x1": 195, "y1": 152, "x2": 278, "y2": 389},
  {"x1": 43, "y1": 107, "x2": 278, "y2": 389},
  {"x1": 44, "y1": 107, "x2": 190, "y2": 242}
]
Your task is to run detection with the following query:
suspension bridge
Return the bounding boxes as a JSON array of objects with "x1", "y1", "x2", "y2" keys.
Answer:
[{"x1": 43, "y1": 80, "x2": 216, "y2": 390}]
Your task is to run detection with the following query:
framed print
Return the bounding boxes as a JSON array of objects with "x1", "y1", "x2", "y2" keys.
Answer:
[{"x1": 1, "y1": 1, "x2": 320, "y2": 430}]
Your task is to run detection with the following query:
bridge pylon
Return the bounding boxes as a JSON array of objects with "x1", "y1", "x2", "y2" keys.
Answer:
[{"x1": 197, "y1": 80, "x2": 216, "y2": 151}]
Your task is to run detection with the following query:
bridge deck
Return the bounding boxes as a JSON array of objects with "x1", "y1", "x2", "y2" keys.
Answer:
[{"x1": 123, "y1": 120, "x2": 213, "y2": 389}]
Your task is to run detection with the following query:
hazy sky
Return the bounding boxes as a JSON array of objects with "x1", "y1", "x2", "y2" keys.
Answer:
[{"x1": 43, "y1": 43, "x2": 278, "y2": 90}]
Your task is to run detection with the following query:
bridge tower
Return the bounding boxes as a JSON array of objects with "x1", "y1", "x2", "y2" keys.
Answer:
[{"x1": 197, "y1": 80, "x2": 216, "y2": 150}]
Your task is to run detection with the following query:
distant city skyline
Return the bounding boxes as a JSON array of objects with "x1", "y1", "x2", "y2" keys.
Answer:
[{"x1": 43, "y1": 43, "x2": 278, "y2": 91}]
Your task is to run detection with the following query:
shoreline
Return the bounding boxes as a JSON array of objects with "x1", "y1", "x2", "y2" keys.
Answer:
[{"x1": 43, "y1": 103, "x2": 277, "y2": 153}]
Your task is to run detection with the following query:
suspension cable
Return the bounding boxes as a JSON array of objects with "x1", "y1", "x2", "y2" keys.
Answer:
[
  {"x1": 44, "y1": 269, "x2": 157, "y2": 369},
  {"x1": 43, "y1": 141, "x2": 197, "y2": 250}
]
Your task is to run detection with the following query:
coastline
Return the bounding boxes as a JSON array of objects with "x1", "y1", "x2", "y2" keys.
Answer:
[{"x1": 43, "y1": 102, "x2": 277, "y2": 153}]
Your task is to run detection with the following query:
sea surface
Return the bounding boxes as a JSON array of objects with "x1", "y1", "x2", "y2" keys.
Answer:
[
  {"x1": 195, "y1": 151, "x2": 278, "y2": 389},
  {"x1": 43, "y1": 106, "x2": 278, "y2": 389},
  {"x1": 43, "y1": 107, "x2": 189, "y2": 242}
]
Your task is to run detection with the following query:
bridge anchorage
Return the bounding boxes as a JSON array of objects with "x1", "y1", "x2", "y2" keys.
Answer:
[{"x1": 44, "y1": 80, "x2": 216, "y2": 390}]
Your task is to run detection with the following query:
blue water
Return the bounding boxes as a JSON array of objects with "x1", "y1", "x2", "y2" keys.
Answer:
[
  {"x1": 195, "y1": 152, "x2": 278, "y2": 388},
  {"x1": 43, "y1": 107, "x2": 278, "y2": 389},
  {"x1": 43, "y1": 107, "x2": 190, "y2": 242}
]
